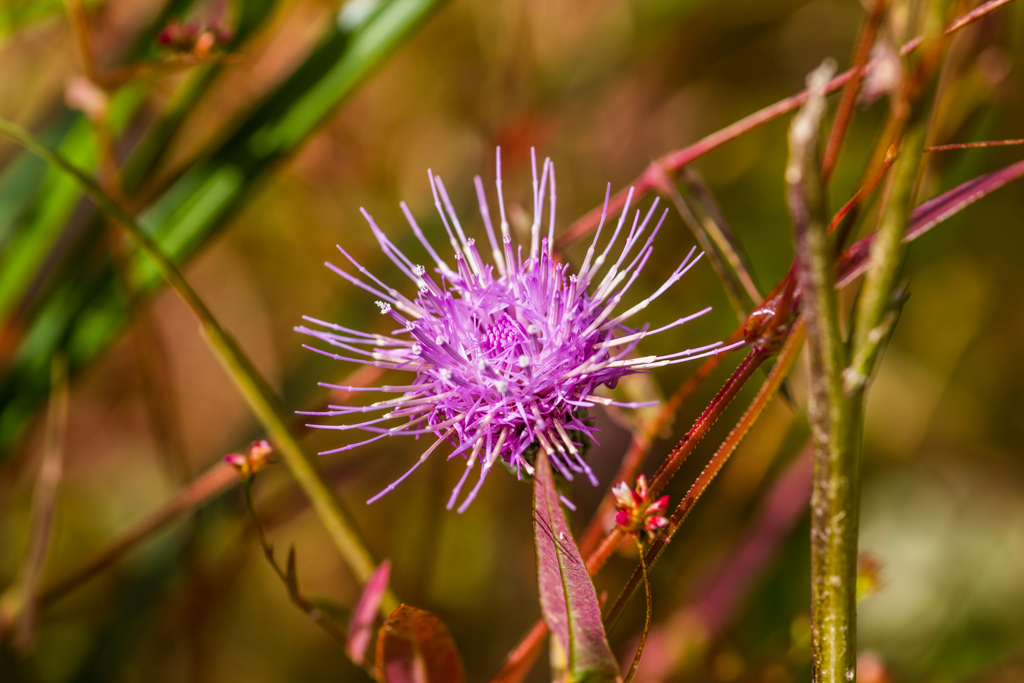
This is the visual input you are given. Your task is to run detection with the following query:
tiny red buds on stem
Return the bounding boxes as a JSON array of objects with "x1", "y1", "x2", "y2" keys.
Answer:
[
  {"x1": 612, "y1": 474, "x2": 669, "y2": 541},
  {"x1": 225, "y1": 440, "x2": 273, "y2": 478}
]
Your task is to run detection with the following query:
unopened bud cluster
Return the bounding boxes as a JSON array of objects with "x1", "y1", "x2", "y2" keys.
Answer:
[
  {"x1": 612, "y1": 474, "x2": 669, "y2": 540},
  {"x1": 157, "y1": 18, "x2": 234, "y2": 56},
  {"x1": 225, "y1": 440, "x2": 273, "y2": 478}
]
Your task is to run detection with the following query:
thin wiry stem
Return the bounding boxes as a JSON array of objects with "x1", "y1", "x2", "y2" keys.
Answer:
[
  {"x1": 240, "y1": 476, "x2": 371, "y2": 669},
  {"x1": 63, "y1": 0, "x2": 191, "y2": 482},
  {"x1": 926, "y1": 138, "x2": 1024, "y2": 151},
  {"x1": 63, "y1": 0, "x2": 99, "y2": 79},
  {"x1": 622, "y1": 536, "x2": 653, "y2": 683},
  {"x1": 0, "y1": 118, "x2": 396, "y2": 617}
]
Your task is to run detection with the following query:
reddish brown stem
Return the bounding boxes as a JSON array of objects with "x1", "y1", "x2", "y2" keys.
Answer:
[
  {"x1": 821, "y1": 0, "x2": 888, "y2": 182},
  {"x1": 490, "y1": 619, "x2": 551, "y2": 683},
  {"x1": 647, "y1": 348, "x2": 768, "y2": 498},
  {"x1": 605, "y1": 320, "x2": 806, "y2": 630},
  {"x1": 578, "y1": 335, "x2": 736, "y2": 557},
  {"x1": 926, "y1": 138, "x2": 1024, "y2": 151},
  {"x1": 96, "y1": 54, "x2": 238, "y2": 89},
  {"x1": 0, "y1": 355, "x2": 69, "y2": 646},
  {"x1": 64, "y1": 0, "x2": 100, "y2": 82},
  {"x1": 947, "y1": 0, "x2": 1014, "y2": 32},
  {"x1": 831, "y1": 144, "x2": 898, "y2": 253}
]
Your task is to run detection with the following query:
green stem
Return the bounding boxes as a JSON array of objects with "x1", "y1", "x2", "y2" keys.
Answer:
[
  {"x1": 786, "y1": 62, "x2": 860, "y2": 683},
  {"x1": 0, "y1": 119, "x2": 398, "y2": 616}
]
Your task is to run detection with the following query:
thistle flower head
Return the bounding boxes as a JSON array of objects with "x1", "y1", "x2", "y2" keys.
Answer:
[
  {"x1": 612, "y1": 474, "x2": 670, "y2": 539},
  {"x1": 298, "y1": 150, "x2": 739, "y2": 512}
]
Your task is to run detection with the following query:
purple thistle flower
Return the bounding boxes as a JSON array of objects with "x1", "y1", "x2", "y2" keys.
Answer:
[{"x1": 297, "y1": 149, "x2": 741, "y2": 513}]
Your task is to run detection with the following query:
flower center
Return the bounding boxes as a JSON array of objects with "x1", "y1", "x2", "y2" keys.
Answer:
[{"x1": 481, "y1": 314, "x2": 528, "y2": 362}]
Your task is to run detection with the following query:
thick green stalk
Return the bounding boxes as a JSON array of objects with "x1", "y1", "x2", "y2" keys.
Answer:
[
  {"x1": 0, "y1": 119, "x2": 398, "y2": 616},
  {"x1": 786, "y1": 62, "x2": 861, "y2": 683}
]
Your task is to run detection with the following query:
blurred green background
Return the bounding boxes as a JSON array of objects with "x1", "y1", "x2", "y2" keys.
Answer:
[{"x1": 0, "y1": 0, "x2": 1022, "y2": 681}]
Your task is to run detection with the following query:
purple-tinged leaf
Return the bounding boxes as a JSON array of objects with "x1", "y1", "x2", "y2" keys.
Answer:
[
  {"x1": 837, "y1": 159, "x2": 1024, "y2": 287},
  {"x1": 347, "y1": 559, "x2": 391, "y2": 665},
  {"x1": 908, "y1": 159, "x2": 1024, "y2": 236},
  {"x1": 533, "y1": 449, "x2": 621, "y2": 683},
  {"x1": 375, "y1": 604, "x2": 465, "y2": 683}
]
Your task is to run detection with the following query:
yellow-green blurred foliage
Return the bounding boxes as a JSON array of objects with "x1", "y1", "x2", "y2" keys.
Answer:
[{"x1": 1, "y1": 0, "x2": 1023, "y2": 681}]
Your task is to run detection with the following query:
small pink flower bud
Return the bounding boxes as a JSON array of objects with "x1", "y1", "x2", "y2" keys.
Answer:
[
  {"x1": 225, "y1": 440, "x2": 273, "y2": 477},
  {"x1": 224, "y1": 453, "x2": 246, "y2": 468},
  {"x1": 612, "y1": 475, "x2": 671, "y2": 541},
  {"x1": 635, "y1": 474, "x2": 649, "y2": 500},
  {"x1": 612, "y1": 481, "x2": 634, "y2": 508},
  {"x1": 647, "y1": 495, "x2": 669, "y2": 516},
  {"x1": 644, "y1": 516, "x2": 669, "y2": 532}
]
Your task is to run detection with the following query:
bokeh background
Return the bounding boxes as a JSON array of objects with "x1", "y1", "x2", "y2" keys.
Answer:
[{"x1": 1, "y1": 0, "x2": 1023, "y2": 681}]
